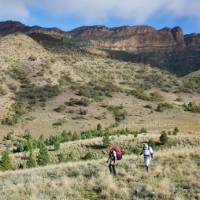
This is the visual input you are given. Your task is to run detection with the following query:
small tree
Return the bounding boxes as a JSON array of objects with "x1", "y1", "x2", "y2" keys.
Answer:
[
  {"x1": 160, "y1": 131, "x2": 169, "y2": 145},
  {"x1": 97, "y1": 123, "x2": 102, "y2": 131},
  {"x1": 0, "y1": 150, "x2": 12, "y2": 171},
  {"x1": 102, "y1": 134, "x2": 110, "y2": 147},
  {"x1": 173, "y1": 127, "x2": 179, "y2": 135},
  {"x1": 26, "y1": 153, "x2": 36, "y2": 168},
  {"x1": 37, "y1": 142, "x2": 50, "y2": 166}
]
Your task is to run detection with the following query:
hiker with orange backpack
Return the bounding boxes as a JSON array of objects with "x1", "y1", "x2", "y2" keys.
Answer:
[{"x1": 107, "y1": 145, "x2": 123, "y2": 176}]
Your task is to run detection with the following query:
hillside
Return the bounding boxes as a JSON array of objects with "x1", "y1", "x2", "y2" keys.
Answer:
[
  {"x1": 0, "y1": 22, "x2": 200, "y2": 200},
  {"x1": 0, "y1": 21, "x2": 200, "y2": 75},
  {"x1": 0, "y1": 33, "x2": 200, "y2": 138},
  {"x1": 0, "y1": 132, "x2": 200, "y2": 200}
]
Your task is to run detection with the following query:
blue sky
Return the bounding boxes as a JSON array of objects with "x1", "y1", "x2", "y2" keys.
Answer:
[{"x1": 0, "y1": 0, "x2": 200, "y2": 33}]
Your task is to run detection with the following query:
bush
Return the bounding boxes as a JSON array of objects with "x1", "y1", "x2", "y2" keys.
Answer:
[
  {"x1": 26, "y1": 153, "x2": 37, "y2": 168},
  {"x1": 37, "y1": 142, "x2": 50, "y2": 166},
  {"x1": 1, "y1": 115, "x2": 18, "y2": 125},
  {"x1": 173, "y1": 127, "x2": 179, "y2": 135},
  {"x1": 0, "y1": 150, "x2": 12, "y2": 171},
  {"x1": 155, "y1": 103, "x2": 173, "y2": 112},
  {"x1": 132, "y1": 146, "x2": 141, "y2": 155},
  {"x1": 58, "y1": 152, "x2": 75, "y2": 163},
  {"x1": 76, "y1": 81, "x2": 119, "y2": 101},
  {"x1": 82, "y1": 151, "x2": 97, "y2": 160},
  {"x1": 183, "y1": 102, "x2": 200, "y2": 113},
  {"x1": 28, "y1": 55, "x2": 37, "y2": 61},
  {"x1": 1, "y1": 100, "x2": 31, "y2": 126},
  {"x1": 79, "y1": 108, "x2": 87, "y2": 115},
  {"x1": 160, "y1": 131, "x2": 169, "y2": 145},
  {"x1": 53, "y1": 105, "x2": 66, "y2": 112},
  {"x1": 140, "y1": 127, "x2": 147, "y2": 133},
  {"x1": 65, "y1": 98, "x2": 90, "y2": 107},
  {"x1": 108, "y1": 105, "x2": 127, "y2": 122},
  {"x1": 0, "y1": 85, "x2": 7, "y2": 95},
  {"x1": 97, "y1": 123, "x2": 102, "y2": 131},
  {"x1": 102, "y1": 134, "x2": 110, "y2": 147}
]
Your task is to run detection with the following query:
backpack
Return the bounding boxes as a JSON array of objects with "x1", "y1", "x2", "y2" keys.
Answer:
[
  {"x1": 111, "y1": 146, "x2": 123, "y2": 160},
  {"x1": 143, "y1": 146, "x2": 153, "y2": 157}
]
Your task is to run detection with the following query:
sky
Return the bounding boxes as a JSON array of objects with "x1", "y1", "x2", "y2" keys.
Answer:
[{"x1": 0, "y1": 0, "x2": 200, "y2": 33}]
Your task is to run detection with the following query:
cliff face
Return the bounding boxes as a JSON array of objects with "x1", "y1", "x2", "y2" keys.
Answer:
[
  {"x1": 0, "y1": 21, "x2": 66, "y2": 38},
  {"x1": 69, "y1": 25, "x2": 200, "y2": 75},
  {"x1": 0, "y1": 21, "x2": 200, "y2": 75}
]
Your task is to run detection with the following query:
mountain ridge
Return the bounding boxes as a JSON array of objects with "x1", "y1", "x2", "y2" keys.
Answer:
[{"x1": 0, "y1": 20, "x2": 200, "y2": 76}]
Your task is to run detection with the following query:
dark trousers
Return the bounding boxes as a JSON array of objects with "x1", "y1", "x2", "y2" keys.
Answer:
[{"x1": 109, "y1": 164, "x2": 117, "y2": 176}]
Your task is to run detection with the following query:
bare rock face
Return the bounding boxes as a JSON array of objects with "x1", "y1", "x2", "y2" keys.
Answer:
[
  {"x1": 0, "y1": 21, "x2": 27, "y2": 35},
  {"x1": 0, "y1": 21, "x2": 200, "y2": 75},
  {"x1": 69, "y1": 25, "x2": 200, "y2": 75},
  {"x1": 0, "y1": 21, "x2": 66, "y2": 38}
]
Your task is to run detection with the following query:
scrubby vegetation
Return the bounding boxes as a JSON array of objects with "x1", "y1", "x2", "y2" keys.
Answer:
[
  {"x1": 183, "y1": 102, "x2": 200, "y2": 113},
  {"x1": 65, "y1": 97, "x2": 91, "y2": 107},
  {"x1": 0, "y1": 131, "x2": 200, "y2": 200},
  {"x1": 155, "y1": 102, "x2": 173, "y2": 112},
  {"x1": 107, "y1": 104, "x2": 127, "y2": 122}
]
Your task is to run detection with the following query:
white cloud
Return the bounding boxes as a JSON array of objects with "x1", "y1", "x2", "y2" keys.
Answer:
[
  {"x1": 0, "y1": 0, "x2": 30, "y2": 21},
  {"x1": 40, "y1": 0, "x2": 200, "y2": 25},
  {"x1": 0, "y1": 0, "x2": 200, "y2": 29}
]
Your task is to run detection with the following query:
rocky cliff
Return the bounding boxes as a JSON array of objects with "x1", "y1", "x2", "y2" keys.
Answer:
[{"x1": 0, "y1": 21, "x2": 200, "y2": 75}]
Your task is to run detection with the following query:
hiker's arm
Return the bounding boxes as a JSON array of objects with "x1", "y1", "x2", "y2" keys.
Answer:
[{"x1": 114, "y1": 151, "x2": 117, "y2": 164}]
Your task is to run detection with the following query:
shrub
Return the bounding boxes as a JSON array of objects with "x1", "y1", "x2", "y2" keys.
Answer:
[
  {"x1": 53, "y1": 105, "x2": 66, "y2": 112},
  {"x1": 155, "y1": 103, "x2": 173, "y2": 112},
  {"x1": 52, "y1": 121, "x2": 62, "y2": 126},
  {"x1": 26, "y1": 153, "x2": 37, "y2": 168},
  {"x1": 76, "y1": 81, "x2": 119, "y2": 101},
  {"x1": 58, "y1": 152, "x2": 75, "y2": 163},
  {"x1": 108, "y1": 105, "x2": 127, "y2": 122},
  {"x1": 65, "y1": 98, "x2": 90, "y2": 107},
  {"x1": 0, "y1": 85, "x2": 7, "y2": 95},
  {"x1": 149, "y1": 91, "x2": 164, "y2": 102},
  {"x1": 79, "y1": 108, "x2": 87, "y2": 115},
  {"x1": 183, "y1": 102, "x2": 200, "y2": 113},
  {"x1": 0, "y1": 150, "x2": 12, "y2": 171},
  {"x1": 160, "y1": 131, "x2": 169, "y2": 145},
  {"x1": 37, "y1": 142, "x2": 50, "y2": 166},
  {"x1": 97, "y1": 123, "x2": 102, "y2": 131},
  {"x1": 4, "y1": 132, "x2": 13, "y2": 140},
  {"x1": 1, "y1": 115, "x2": 18, "y2": 125},
  {"x1": 102, "y1": 134, "x2": 110, "y2": 147},
  {"x1": 173, "y1": 127, "x2": 179, "y2": 135},
  {"x1": 28, "y1": 55, "x2": 37, "y2": 61},
  {"x1": 132, "y1": 146, "x2": 141, "y2": 155},
  {"x1": 140, "y1": 127, "x2": 147, "y2": 133},
  {"x1": 83, "y1": 151, "x2": 97, "y2": 160}
]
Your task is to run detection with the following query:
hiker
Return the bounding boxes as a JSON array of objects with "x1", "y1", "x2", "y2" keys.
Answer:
[
  {"x1": 107, "y1": 145, "x2": 123, "y2": 176},
  {"x1": 140, "y1": 142, "x2": 153, "y2": 172}
]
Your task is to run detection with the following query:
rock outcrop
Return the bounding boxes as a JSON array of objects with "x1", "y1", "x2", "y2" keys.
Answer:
[{"x1": 0, "y1": 21, "x2": 200, "y2": 75}]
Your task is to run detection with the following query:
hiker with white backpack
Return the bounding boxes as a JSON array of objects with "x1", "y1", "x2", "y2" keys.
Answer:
[{"x1": 140, "y1": 142, "x2": 154, "y2": 172}]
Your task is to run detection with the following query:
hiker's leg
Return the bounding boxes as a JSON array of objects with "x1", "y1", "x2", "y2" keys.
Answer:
[
  {"x1": 112, "y1": 165, "x2": 117, "y2": 176},
  {"x1": 145, "y1": 157, "x2": 150, "y2": 172},
  {"x1": 108, "y1": 164, "x2": 112, "y2": 174}
]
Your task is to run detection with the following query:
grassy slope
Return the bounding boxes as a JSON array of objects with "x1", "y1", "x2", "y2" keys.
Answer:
[
  {"x1": 0, "y1": 33, "x2": 200, "y2": 138},
  {"x1": 1, "y1": 133, "x2": 200, "y2": 200}
]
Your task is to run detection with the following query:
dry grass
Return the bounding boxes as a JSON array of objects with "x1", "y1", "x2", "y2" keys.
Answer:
[{"x1": 0, "y1": 144, "x2": 200, "y2": 200}]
